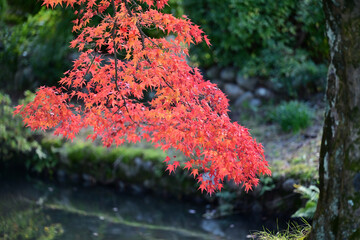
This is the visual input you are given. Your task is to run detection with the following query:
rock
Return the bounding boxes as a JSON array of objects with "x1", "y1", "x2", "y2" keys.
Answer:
[
  {"x1": 130, "y1": 184, "x2": 143, "y2": 194},
  {"x1": 220, "y1": 67, "x2": 236, "y2": 82},
  {"x1": 225, "y1": 179, "x2": 239, "y2": 191},
  {"x1": 134, "y1": 157, "x2": 142, "y2": 167},
  {"x1": 82, "y1": 173, "x2": 96, "y2": 186},
  {"x1": 57, "y1": 169, "x2": 67, "y2": 183},
  {"x1": 223, "y1": 83, "x2": 244, "y2": 99},
  {"x1": 206, "y1": 66, "x2": 220, "y2": 79},
  {"x1": 124, "y1": 168, "x2": 138, "y2": 178},
  {"x1": 236, "y1": 74, "x2": 258, "y2": 91},
  {"x1": 188, "y1": 209, "x2": 196, "y2": 214},
  {"x1": 255, "y1": 87, "x2": 273, "y2": 100},
  {"x1": 201, "y1": 219, "x2": 225, "y2": 237},
  {"x1": 282, "y1": 178, "x2": 296, "y2": 192},
  {"x1": 234, "y1": 91, "x2": 254, "y2": 107},
  {"x1": 142, "y1": 161, "x2": 153, "y2": 170},
  {"x1": 70, "y1": 52, "x2": 81, "y2": 61},
  {"x1": 266, "y1": 197, "x2": 284, "y2": 211},
  {"x1": 117, "y1": 181, "x2": 126, "y2": 191},
  {"x1": 251, "y1": 183, "x2": 262, "y2": 197},
  {"x1": 304, "y1": 126, "x2": 319, "y2": 138},
  {"x1": 70, "y1": 173, "x2": 80, "y2": 183},
  {"x1": 249, "y1": 98, "x2": 262, "y2": 108},
  {"x1": 211, "y1": 79, "x2": 223, "y2": 88},
  {"x1": 252, "y1": 201, "x2": 263, "y2": 213},
  {"x1": 143, "y1": 180, "x2": 154, "y2": 188}
]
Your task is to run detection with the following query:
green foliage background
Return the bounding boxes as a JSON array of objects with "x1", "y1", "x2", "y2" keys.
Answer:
[
  {"x1": 182, "y1": 0, "x2": 328, "y2": 95},
  {"x1": 0, "y1": 91, "x2": 55, "y2": 173},
  {"x1": 0, "y1": 1, "x2": 74, "y2": 91},
  {"x1": 183, "y1": 0, "x2": 327, "y2": 66},
  {"x1": 0, "y1": 91, "x2": 41, "y2": 161},
  {"x1": 0, "y1": 0, "x2": 328, "y2": 96}
]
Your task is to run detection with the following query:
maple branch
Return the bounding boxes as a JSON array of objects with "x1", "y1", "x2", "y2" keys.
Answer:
[
  {"x1": 129, "y1": 0, "x2": 139, "y2": 7},
  {"x1": 122, "y1": 0, "x2": 175, "y2": 94},
  {"x1": 116, "y1": 1, "x2": 195, "y2": 124},
  {"x1": 123, "y1": 0, "x2": 161, "y2": 50},
  {"x1": 96, "y1": 12, "x2": 106, "y2": 19},
  {"x1": 110, "y1": 0, "x2": 138, "y2": 126},
  {"x1": 138, "y1": 27, "x2": 162, "y2": 49},
  {"x1": 111, "y1": 0, "x2": 120, "y2": 92},
  {"x1": 120, "y1": 95, "x2": 137, "y2": 124},
  {"x1": 84, "y1": 53, "x2": 96, "y2": 80},
  {"x1": 123, "y1": 0, "x2": 134, "y2": 17},
  {"x1": 161, "y1": 76, "x2": 175, "y2": 90}
]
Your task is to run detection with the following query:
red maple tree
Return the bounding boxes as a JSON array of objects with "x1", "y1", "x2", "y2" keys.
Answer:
[{"x1": 14, "y1": 0, "x2": 271, "y2": 194}]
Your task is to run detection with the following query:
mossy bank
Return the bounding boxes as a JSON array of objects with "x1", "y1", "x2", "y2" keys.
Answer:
[{"x1": 21, "y1": 135, "x2": 318, "y2": 219}]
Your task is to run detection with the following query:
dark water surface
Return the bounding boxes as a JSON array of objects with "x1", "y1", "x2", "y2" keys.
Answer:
[{"x1": 0, "y1": 174, "x2": 285, "y2": 240}]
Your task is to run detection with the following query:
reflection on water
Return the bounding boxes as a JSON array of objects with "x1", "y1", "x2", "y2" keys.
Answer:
[{"x1": 0, "y1": 175, "x2": 283, "y2": 240}]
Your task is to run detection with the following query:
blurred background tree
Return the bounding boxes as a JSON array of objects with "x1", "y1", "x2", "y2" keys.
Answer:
[{"x1": 0, "y1": 0, "x2": 74, "y2": 92}]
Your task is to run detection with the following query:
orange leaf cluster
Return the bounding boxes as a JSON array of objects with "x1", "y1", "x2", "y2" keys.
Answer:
[{"x1": 14, "y1": 0, "x2": 270, "y2": 194}]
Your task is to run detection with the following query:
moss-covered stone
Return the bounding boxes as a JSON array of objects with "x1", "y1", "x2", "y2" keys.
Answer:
[{"x1": 36, "y1": 136, "x2": 198, "y2": 197}]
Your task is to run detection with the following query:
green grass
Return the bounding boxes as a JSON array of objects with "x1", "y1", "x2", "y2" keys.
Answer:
[
  {"x1": 252, "y1": 220, "x2": 311, "y2": 240},
  {"x1": 268, "y1": 101, "x2": 314, "y2": 133}
]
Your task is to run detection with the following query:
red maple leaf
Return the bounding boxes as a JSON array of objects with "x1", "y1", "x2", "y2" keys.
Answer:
[
  {"x1": 183, "y1": 161, "x2": 192, "y2": 171},
  {"x1": 190, "y1": 168, "x2": 198, "y2": 177},
  {"x1": 166, "y1": 164, "x2": 175, "y2": 174},
  {"x1": 173, "y1": 161, "x2": 180, "y2": 170},
  {"x1": 163, "y1": 156, "x2": 171, "y2": 163}
]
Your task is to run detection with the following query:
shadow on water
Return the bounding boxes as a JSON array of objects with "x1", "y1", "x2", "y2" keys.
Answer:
[{"x1": 0, "y1": 172, "x2": 288, "y2": 240}]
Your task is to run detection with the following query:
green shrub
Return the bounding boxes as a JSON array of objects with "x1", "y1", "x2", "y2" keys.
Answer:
[
  {"x1": 242, "y1": 44, "x2": 327, "y2": 97},
  {"x1": 2, "y1": 0, "x2": 42, "y2": 22},
  {"x1": 0, "y1": 7, "x2": 74, "y2": 91},
  {"x1": 182, "y1": 0, "x2": 327, "y2": 96},
  {"x1": 0, "y1": 91, "x2": 58, "y2": 172},
  {"x1": 183, "y1": 0, "x2": 326, "y2": 66},
  {"x1": 0, "y1": 0, "x2": 7, "y2": 22},
  {"x1": 0, "y1": 91, "x2": 42, "y2": 160},
  {"x1": 268, "y1": 101, "x2": 314, "y2": 132},
  {"x1": 259, "y1": 176, "x2": 276, "y2": 195}
]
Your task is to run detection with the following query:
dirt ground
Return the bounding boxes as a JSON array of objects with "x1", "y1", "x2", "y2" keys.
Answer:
[{"x1": 232, "y1": 98, "x2": 325, "y2": 181}]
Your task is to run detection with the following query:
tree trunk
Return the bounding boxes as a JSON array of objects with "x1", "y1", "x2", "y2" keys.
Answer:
[{"x1": 308, "y1": 1, "x2": 360, "y2": 239}]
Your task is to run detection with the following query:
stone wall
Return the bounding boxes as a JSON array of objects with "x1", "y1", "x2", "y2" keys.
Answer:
[{"x1": 205, "y1": 66, "x2": 274, "y2": 109}]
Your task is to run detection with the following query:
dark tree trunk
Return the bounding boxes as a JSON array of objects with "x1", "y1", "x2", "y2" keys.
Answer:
[{"x1": 308, "y1": 1, "x2": 360, "y2": 239}]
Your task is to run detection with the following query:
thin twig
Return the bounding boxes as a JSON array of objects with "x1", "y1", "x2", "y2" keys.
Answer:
[
  {"x1": 120, "y1": 95, "x2": 137, "y2": 123},
  {"x1": 110, "y1": 0, "x2": 139, "y2": 125},
  {"x1": 123, "y1": 0, "x2": 161, "y2": 49},
  {"x1": 83, "y1": 53, "x2": 96, "y2": 80},
  {"x1": 111, "y1": 0, "x2": 120, "y2": 92}
]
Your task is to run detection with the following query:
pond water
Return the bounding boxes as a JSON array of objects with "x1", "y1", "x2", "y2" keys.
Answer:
[{"x1": 0, "y1": 173, "x2": 287, "y2": 240}]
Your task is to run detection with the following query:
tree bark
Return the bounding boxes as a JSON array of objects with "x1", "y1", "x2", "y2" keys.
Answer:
[{"x1": 308, "y1": 1, "x2": 360, "y2": 239}]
